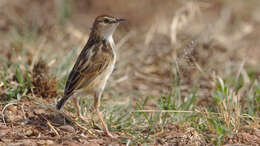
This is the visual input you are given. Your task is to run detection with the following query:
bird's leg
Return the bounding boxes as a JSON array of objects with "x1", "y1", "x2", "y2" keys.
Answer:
[
  {"x1": 94, "y1": 93, "x2": 115, "y2": 138},
  {"x1": 72, "y1": 98, "x2": 88, "y2": 123}
]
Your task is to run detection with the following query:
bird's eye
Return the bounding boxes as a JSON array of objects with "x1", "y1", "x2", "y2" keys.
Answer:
[{"x1": 104, "y1": 18, "x2": 109, "y2": 23}]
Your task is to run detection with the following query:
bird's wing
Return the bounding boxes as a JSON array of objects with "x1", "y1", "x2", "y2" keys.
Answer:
[{"x1": 64, "y1": 42, "x2": 113, "y2": 96}]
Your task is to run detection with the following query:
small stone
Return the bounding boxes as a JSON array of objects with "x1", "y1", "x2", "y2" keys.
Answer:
[
  {"x1": 7, "y1": 105, "x2": 17, "y2": 113},
  {"x1": 0, "y1": 129, "x2": 10, "y2": 137},
  {"x1": 255, "y1": 129, "x2": 260, "y2": 137},
  {"x1": 33, "y1": 108, "x2": 46, "y2": 115},
  {"x1": 59, "y1": 125, "x2": 75, "y2": 133},
  {"x1": 25, "y1": 129, "x2": 34, "y2": 137},
  {"x1": 0, "y1": 124, "x2": 7, "y2": 128},
  {"x1": 46, "y1": 140, "x2": 54, "y2": 145},
  {"x1": 37, "y1": 140, "x2": 46, "y2": 145}
]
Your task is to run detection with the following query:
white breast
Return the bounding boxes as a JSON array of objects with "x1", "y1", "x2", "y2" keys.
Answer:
[
  {"x1": 106, "y1": 36, "x2": 116, "y2": 77},
  {"x1": 98, "y1": 36, "x2": 116, "y2": 92}
]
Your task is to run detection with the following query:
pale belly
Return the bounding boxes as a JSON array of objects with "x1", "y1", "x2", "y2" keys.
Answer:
[{"x1": 93, "y1": 60, "x2": 115, "y2": 92}]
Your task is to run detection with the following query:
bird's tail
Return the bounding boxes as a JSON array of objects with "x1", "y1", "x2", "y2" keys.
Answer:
[{"x1": 56, "y1": 95, "x2": 70, "y2": 110}]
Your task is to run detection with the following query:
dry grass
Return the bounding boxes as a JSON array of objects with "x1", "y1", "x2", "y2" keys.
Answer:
[
  {"x1": 32, "y1": 59, "x2": 58, "y2": 99},
  {"x1": 0, "y1": 0, "x2": 260, "y2": 145}
]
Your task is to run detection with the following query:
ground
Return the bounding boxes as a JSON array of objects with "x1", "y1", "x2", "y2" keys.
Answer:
[{"x1": 0, "y1": 0, "x2": 260, "y2": 145}]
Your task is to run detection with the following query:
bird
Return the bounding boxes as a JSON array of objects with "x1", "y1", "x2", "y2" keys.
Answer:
[{"x1": 56, "y1": 15, "x2": 126, "y2": 137}]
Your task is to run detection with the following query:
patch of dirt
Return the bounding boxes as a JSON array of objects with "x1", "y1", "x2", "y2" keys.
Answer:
[
  {"x1": 225, "y1": 132, "x2": 260, "y2": 145},
  {"x1": 0, "y1": 97, "x2": 259, "y2": 145},
  {"x1": 154, "y1": 124, "x2": 207, "y2": 145},
  {"x1": 0, "y1": 98, "x2": 119, "y2": 145}
]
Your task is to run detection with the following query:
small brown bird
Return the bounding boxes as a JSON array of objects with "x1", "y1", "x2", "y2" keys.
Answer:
[{"x1": 56, "y1": 15, "x2": 125, "y2": 137}]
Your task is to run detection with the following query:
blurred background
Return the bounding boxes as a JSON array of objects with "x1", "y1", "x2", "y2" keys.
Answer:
[
  {"x1": 1, "y1": 0, "x2": 259, "y2": 100},
  {"x1": 0, "y1": 0, "x2": 260, "y2": 144}
]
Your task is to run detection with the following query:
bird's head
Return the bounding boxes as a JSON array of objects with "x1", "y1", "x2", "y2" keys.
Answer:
[{"x1": 92, "y1": 15, "x2": 126, "y2": 40}]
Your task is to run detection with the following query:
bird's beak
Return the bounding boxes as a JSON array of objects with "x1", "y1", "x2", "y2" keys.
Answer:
[{"x1": 116, "y1": 18, "x2": 126, "y2": 22}]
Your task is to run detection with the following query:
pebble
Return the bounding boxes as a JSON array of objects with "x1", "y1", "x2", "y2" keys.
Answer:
[{"x1": 59, "y1": 125, "x2": 75, "y2": 133}]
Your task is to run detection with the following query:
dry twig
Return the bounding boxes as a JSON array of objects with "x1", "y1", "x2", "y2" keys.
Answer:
[{"x1": 1, "y1": 102, "x2": 17, "y2": 126}]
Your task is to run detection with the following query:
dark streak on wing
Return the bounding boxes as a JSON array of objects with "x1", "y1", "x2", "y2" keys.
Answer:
[
  {"x1": 63, "y1": 35, "x2": 112, "y2": 97},
  {"x1": 63, "y1": 33, "x2": 99, "y2": 96},
  {"x1": 64, "y1": 70, "x2": 80, "y2": 96}
]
